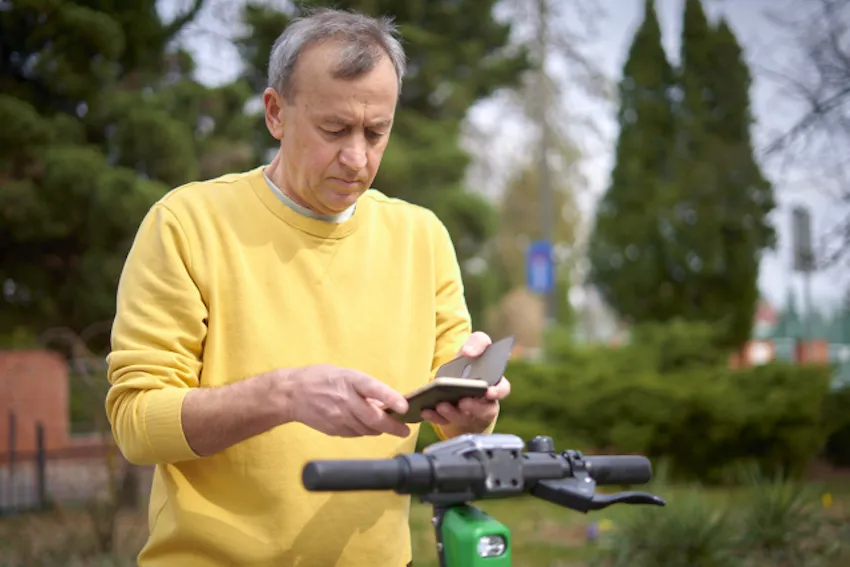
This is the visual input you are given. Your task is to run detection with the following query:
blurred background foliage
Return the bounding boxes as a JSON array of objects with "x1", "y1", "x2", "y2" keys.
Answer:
[
  {"x1": 3, "y1": 0, "x2": 850, "y2": 564},
  {"x1": 0, "y1": 0, "x2": 532, "y2": 339},
  {"x1": 4, "y1": 0, "x2": 850, "y2": 496}
]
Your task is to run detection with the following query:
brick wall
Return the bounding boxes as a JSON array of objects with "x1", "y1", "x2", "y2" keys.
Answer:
[
  {"x1": 729, "y1": 338, "x2": 832, "y2": 368},
  {"x1": 0, "y1": 349, "x2": 70, "y2": 454},
  {"x1": 796, "y1": 338, "x2": 830, "y2": 364}
]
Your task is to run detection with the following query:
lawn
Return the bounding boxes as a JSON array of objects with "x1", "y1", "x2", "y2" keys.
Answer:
[
  {"x1": 410, "y1": 496, "x2": 595, "y2": 566},
  {"x1": 408, "y1": 478, "x2": 850, "y2": 567},
  {"x1": 1, "y1": 478, "x2": 848, "y2": 566}
]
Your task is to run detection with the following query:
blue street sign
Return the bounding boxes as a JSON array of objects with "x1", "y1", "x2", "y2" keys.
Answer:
[{"x1": 526, "y1": 240, "x2": 554, "y2": 294}]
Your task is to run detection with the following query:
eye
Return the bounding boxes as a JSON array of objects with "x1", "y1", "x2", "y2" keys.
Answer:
[
  {"x1": 366, "y1": 130, "x2": 385, "y2": 141},
  {"x1": 323, "y1": 128, "x2": 346, "y2": 137}
]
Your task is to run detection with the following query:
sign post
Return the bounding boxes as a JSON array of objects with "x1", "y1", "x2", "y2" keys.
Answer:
[{"x1": 791, "y1": 206, "x2": 815, "y2": 340}]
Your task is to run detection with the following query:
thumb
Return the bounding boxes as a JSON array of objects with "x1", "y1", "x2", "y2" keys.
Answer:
[{"x1": 350, "y1": 372, "x2": 409, "y2": 414}]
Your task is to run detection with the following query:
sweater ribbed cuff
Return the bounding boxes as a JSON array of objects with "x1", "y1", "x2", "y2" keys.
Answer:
[{"x1": 144, "y1": 388, "x2": 200, "y2": 463}]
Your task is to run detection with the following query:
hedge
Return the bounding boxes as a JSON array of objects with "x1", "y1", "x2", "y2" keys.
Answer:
[{"x1": 418, "y1": 320, "x2": 842, "y2": 485}]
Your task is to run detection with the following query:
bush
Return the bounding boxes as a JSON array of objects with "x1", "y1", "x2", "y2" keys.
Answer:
[
  {"x1": 493, "y1": 320, "x2": 836, "y2": 483},
  {"x1": 733, "y1": 467, "x2": 843, "y2": 566},
  {"x1": 823, "y1": 385, "x2": 850, "y2": 466},
  {"x1": 589, "y1": 474, "x2": 848, "y2": 567},
  {"x1": 589, "y1": 490, "x2": 738, "y2": 567}
]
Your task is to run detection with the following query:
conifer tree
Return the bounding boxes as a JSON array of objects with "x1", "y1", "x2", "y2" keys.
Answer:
[
  {"x1": 586, "y1": 0, "x2": 679, "y2": 322},
  {"x1": 587, "y1": 0, "x2": 776, "y2": 348},
  {"x1": 670, "y1": 0, "x2": 776, "y2": 347},
  {"x1": 1, "y1": 1, "x2": 529, "y2": 339},
  {"x1": 0, "y1": 0, "x2": 253, "y2": 341}
]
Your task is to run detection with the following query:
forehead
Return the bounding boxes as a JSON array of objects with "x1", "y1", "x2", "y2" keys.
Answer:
[{"x1": 289, "y1": 40, "x2": 399, "y2": 115}]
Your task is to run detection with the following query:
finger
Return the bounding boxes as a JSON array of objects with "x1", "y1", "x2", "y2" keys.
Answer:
[
  {"x1": 351, "y1": 399, "x2": 411, "y2": 438},
  {"x1": 460, "y1": 331, "x2": 492, "y2": 357},
  {"x1": 349, "y1": 372, "x2": 409, "y2": 415},
  {"x1": 485, "y1": 377, "x2": 511, "y2": 401},
  {"x1": 452, "y1": 400, "x2": 497, "y2": 433},
  {"x1": 344, "y1": 411, "x2": 380, "y2": 437},
  {"x1": 435, "y1": 402, "x2": 473, "y2": 426},
  {"x1": 458, "y1": 397, "x2": 495, "y2": 415},
  {"x1": 460, "y1": 399, "x2": 498, "y2": 425},
  {"x1": 375, "y1": 416, "x2": 411, "y2": 438},
  {"x1": 421, "y1": 409, "x2": 449, "y2": 426}
]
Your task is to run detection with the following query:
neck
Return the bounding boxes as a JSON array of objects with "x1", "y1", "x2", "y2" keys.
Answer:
[
  {"x1": 263, "y1": 151, "x2": 356, "y2": 224},
  {"x1": 265, "y1": 151, "x2": 315, "y2": 212}
]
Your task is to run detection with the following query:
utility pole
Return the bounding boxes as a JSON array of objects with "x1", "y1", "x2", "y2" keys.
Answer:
[{"x1": 536, "y1": 0, "x2": 555, "y2": 326}]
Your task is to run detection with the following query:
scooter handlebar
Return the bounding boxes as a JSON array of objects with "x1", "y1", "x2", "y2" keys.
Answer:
[
  {"x1": 302, "y1": 452, "x2": 652, "y2": 493},
  {"x1": 584, "y1": 455, "x2": 653, "y2": 485},
  {"x1": 302, "y1": 458, "x2": 407, "y2": 491}
]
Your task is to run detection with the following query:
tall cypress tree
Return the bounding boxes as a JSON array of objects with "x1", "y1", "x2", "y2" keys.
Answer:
[
  {"x1": 664, "y1": 0, "x2": 725, "y2": 331},
  {"x1": 671, "y1": 0, "x2": 776, "y2": 347},
  {"x1": 586, "y1": 0, "x2": 679, "y2": 323},
  {"x1": 588, "y1": 0, "x2": 776, "y2": 348}
]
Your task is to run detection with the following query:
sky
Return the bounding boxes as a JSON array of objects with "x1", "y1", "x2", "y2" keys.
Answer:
[{"x1": 161, "y1": 0, "x2": 847, "y2": 313}]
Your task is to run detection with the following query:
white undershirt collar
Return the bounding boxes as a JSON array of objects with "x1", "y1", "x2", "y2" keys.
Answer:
[{"x1": 263, "y1": 171, "x2": 356, "y2": 223}]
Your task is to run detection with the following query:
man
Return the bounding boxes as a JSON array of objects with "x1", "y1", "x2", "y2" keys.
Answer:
[{"x1": 105, "y1": 7, "x2": 511, "y2": 567}]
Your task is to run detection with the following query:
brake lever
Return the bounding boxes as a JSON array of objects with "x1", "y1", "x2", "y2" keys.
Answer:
[
  {"x1": 585, "y1": 490, "x2": 667, "y2": 510},
  {"x1": 531, "y1": 478, "x2": 667, "y2": 513}
]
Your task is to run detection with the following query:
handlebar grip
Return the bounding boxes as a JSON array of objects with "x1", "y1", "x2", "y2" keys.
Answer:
[
  {"x1": 584, "y1": 455, "x2": 653, "y2": 485},
  {"x1": 302, "y1": 459, "x2": 403, "y2": 491}
]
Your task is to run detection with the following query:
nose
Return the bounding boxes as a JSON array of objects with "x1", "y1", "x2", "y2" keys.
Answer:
[{"x1": 338, "y1": 137, "x2": 368, "y2": 171}]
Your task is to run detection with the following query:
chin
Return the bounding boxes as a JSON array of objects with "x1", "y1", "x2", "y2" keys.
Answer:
[{"x1": 321, "y1": 191, "x2": 361, "y2": 213}]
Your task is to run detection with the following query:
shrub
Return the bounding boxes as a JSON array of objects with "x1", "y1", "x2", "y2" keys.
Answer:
[
  {"x1": 733, "y1": 467, "x2": 843, "y2": 567},
  {"x1": 419, "y1": 320, "x2": 838, "y2": 483},
  {"x1": 822, "y1": 385, "x2": 850, "y2": 466},
  {"x1": 589, "y1": 476, "x2": 848, "y2": 567},
  {"x1": 626, "y1": 318, "x2": 732, "y2": 372},
  {"x1": 496, "y1": 358, "x2": 832, "y2": 483},
  {"x1": 493, "y1": 320, "x2": 836, "y2": 483},
  {"x1": 589, "y1": 490, "x2": 738, "y2": 567}
]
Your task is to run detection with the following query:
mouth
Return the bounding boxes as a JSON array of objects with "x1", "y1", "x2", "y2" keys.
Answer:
[{"x1": 330, "y1": 177, "x2": 362, "y2": 189}]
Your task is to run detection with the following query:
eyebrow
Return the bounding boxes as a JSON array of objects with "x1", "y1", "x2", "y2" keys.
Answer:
[{"x1": 323, "y1": 117, "x2": 393, "y2": 129}]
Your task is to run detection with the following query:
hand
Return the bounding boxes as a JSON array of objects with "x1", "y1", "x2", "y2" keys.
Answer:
[
  {"x1": 282, "y1": 364, "x2": 411, "y2": 438},
  {"x1": 421, "y1": 331, "x2": 512, "y2": 434}
]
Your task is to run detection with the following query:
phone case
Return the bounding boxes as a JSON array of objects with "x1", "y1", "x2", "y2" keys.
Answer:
[
  {"x1": 435, "y1": 335, "x2": 515, "y2": 386},
  {"x1": 386, "y1": 377, "x2": 489, "y2": 423}
]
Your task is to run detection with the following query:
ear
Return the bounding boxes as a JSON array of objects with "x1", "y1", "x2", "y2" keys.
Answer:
[{"x1": 263, "y1": 87, "x2": 286, "y2": 140}]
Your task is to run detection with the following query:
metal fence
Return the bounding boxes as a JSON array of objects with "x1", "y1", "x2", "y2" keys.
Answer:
[
  {"x1": 767, "y1": 303, "x2": 850, "y2": 389},
  {"x1": 1, "y1": 411, "x2": 152, "y2": 516},
  {"x1": 831, "y1": 344, "x2": 850, "y2": 389}
]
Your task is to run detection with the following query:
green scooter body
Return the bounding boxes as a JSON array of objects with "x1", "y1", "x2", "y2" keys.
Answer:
[{"x1": 439, "y1": 505, "x2": 512, "y2": 567}]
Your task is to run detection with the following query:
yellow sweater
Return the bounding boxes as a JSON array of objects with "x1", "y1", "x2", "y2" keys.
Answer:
[{"x1": 105, "y1": 166, "x2": 487, "y2": 567}]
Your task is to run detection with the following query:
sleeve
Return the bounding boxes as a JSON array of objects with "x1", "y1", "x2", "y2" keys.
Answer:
[
  {"x1": 104, "y1": 202, "x2": 207, "y2": 465},
  {"x1": 426, "y1": 214, "x2": 498, "y2": 440}
]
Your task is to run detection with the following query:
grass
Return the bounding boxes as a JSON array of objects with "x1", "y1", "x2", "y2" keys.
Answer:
[
  {"x1": 1, "y1": 479, "x2": 848, "y2": 566},
  {"x1": 409, "y1": 477, "x2": 850, "y2": 567},
  {"x1": 410, "y1": 497, "x2": 590, "y2": 567}
]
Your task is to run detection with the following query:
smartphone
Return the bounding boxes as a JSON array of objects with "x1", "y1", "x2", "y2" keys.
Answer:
[
  {"x1": 385, "y1": 377, "x2": 490, "y2": 423},
  {"x1": 385, "y1": 335, "x2": 516, "y2": 424},
  {"x1": 435, "y1": 335, "x2": 515, "y2": 386}
]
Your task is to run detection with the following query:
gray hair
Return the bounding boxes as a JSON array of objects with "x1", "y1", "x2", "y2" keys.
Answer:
[{"x1": 267, "y1": 8, "x2": 407, "y2": 101}]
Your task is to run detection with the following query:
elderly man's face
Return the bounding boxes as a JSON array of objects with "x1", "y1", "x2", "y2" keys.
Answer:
[{"x1": 263, "y1": 41, "x2": 398, "y2": 215}]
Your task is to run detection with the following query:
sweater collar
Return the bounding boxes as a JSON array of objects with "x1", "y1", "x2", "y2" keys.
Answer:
[{"x1": 248, "y1": 166, "x2": 369, "y2": 239}]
